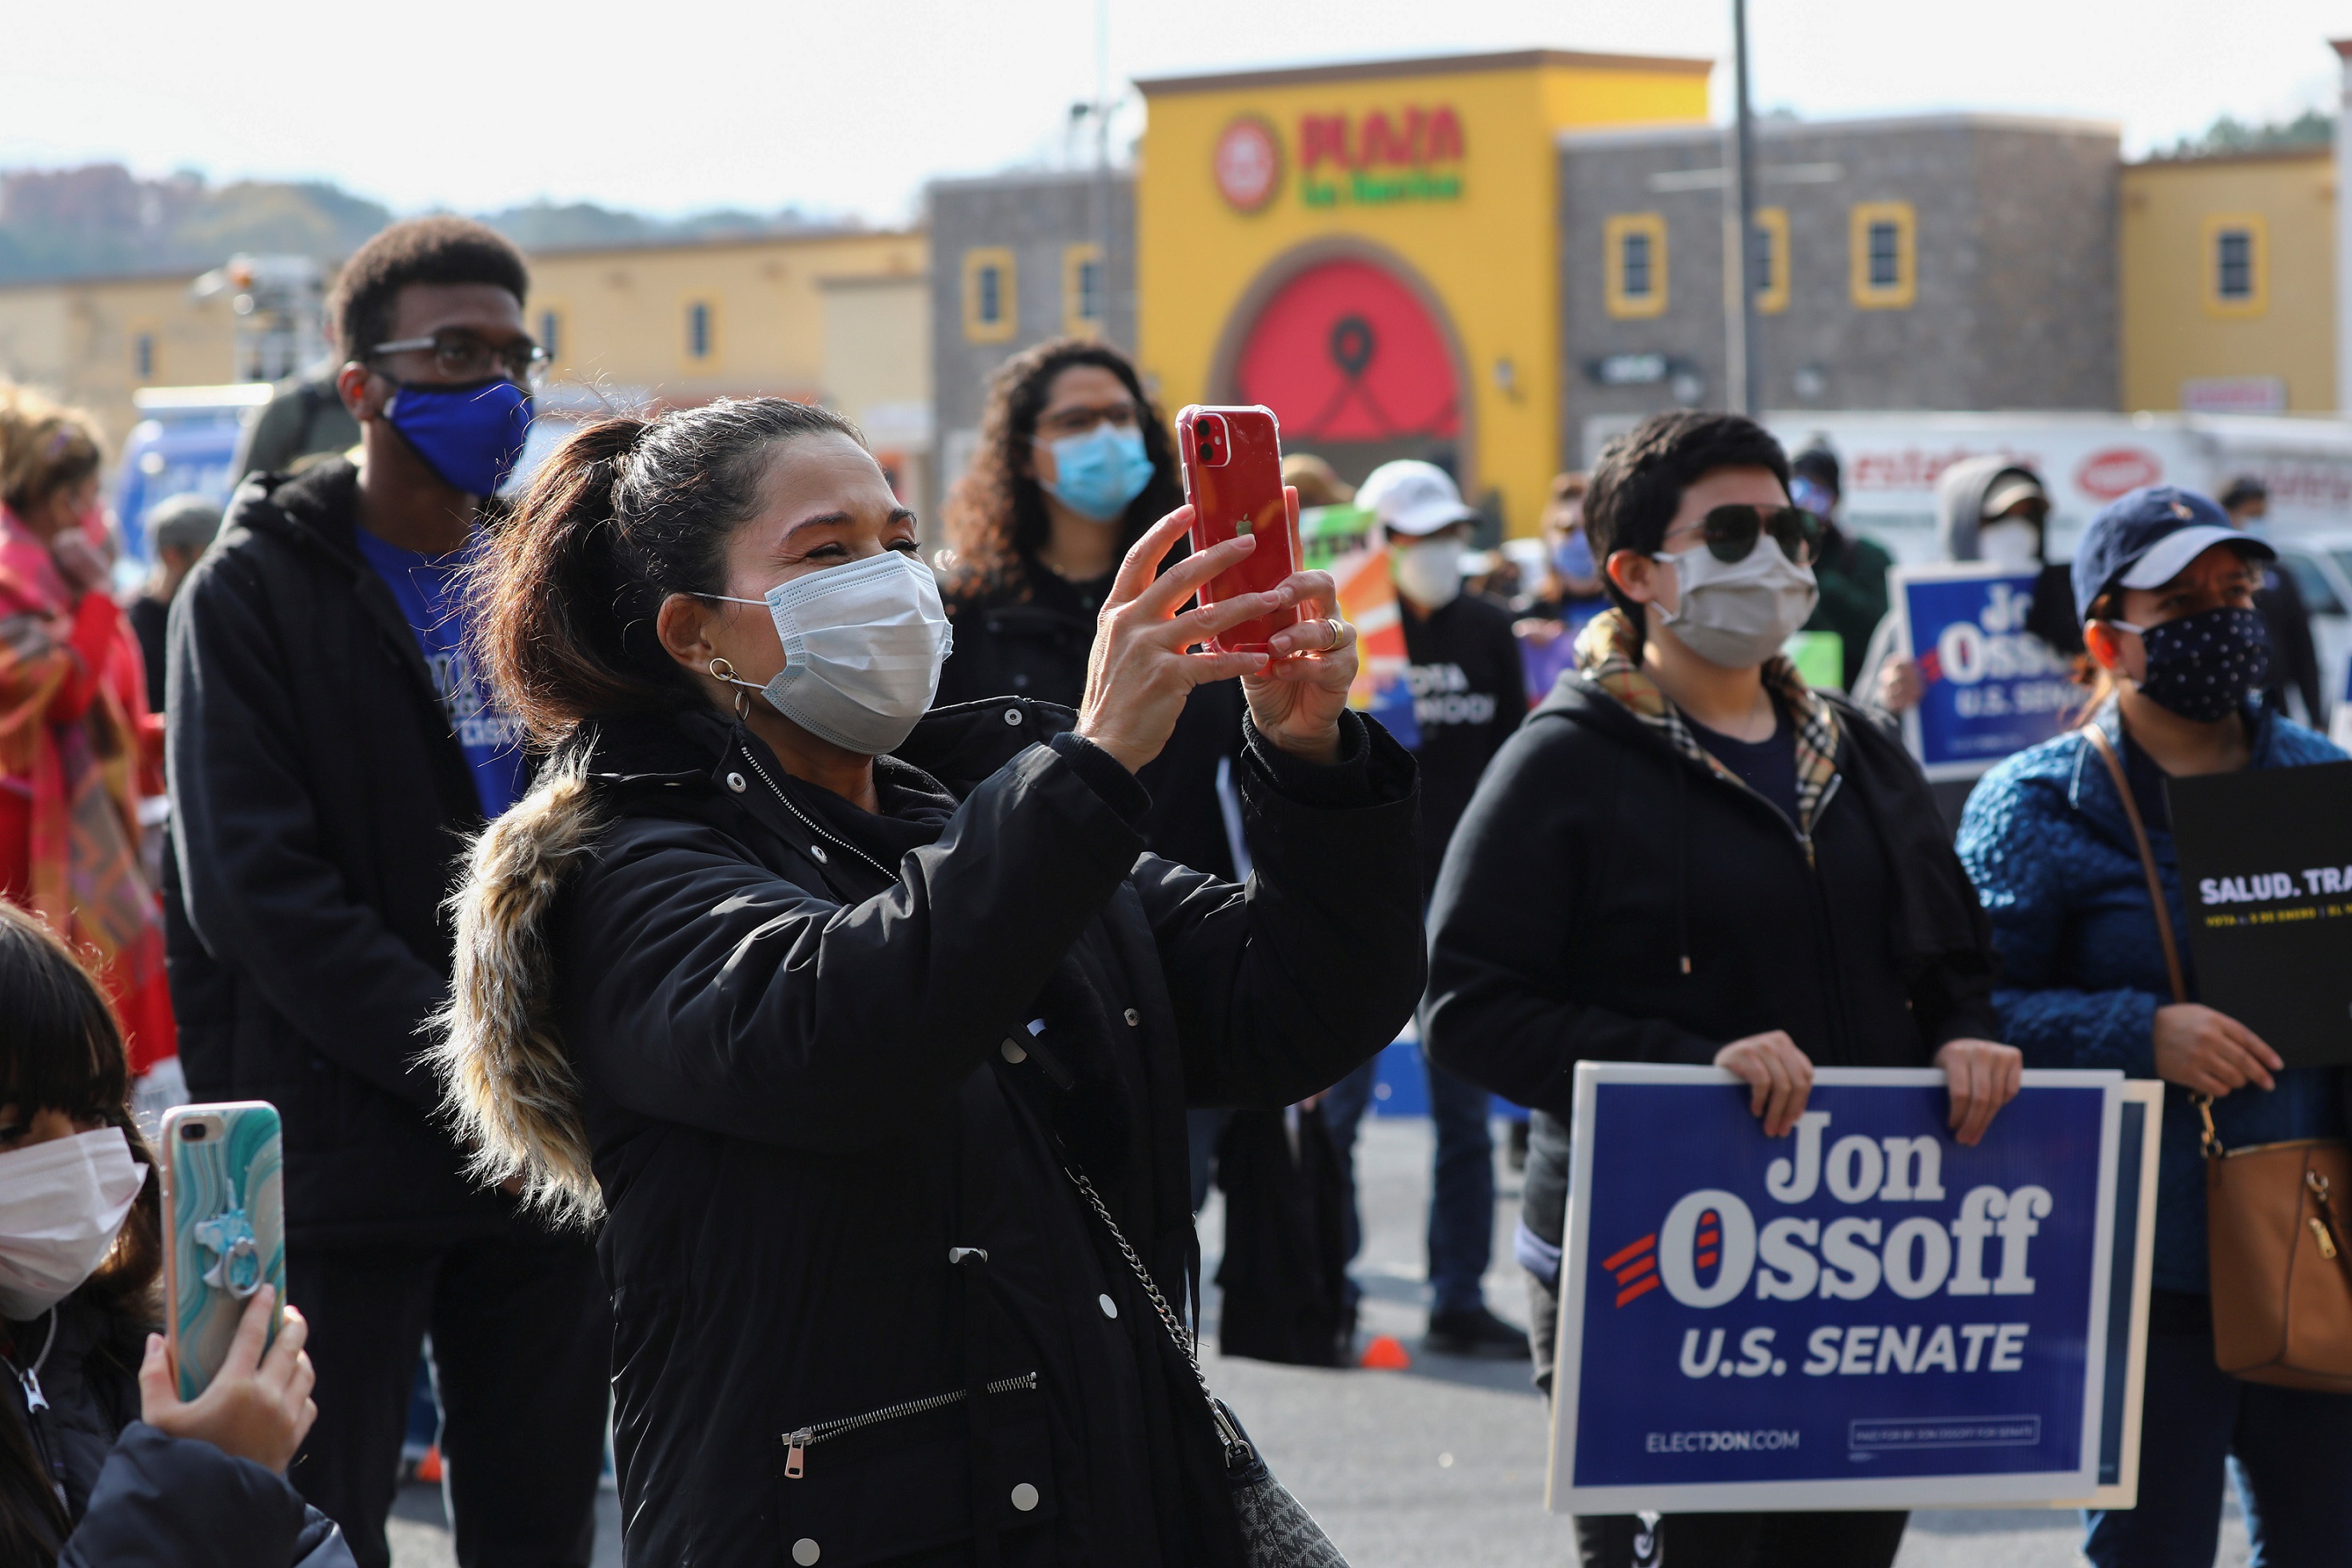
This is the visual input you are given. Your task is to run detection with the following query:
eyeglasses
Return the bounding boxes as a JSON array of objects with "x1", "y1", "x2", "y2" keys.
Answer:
[
  {"x1": 371, "y1": 331, "x2": 549, "y2": 389},
  {"x1": 1033, "y1": 401, "x2": 1139, "y2": 441},
  {"x1": 1662, "y1": 505, "x2": 1823, "y2": 566}
]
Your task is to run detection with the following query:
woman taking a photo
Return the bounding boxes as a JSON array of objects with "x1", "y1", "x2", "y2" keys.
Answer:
[
  {"x1": 434, "y1": 397, "x2": 1421, "y2": 1565},
  {"x1": 1959, "y1": 487, "x2": 2352, "y2": 1567},
  {"x1": 936, "y1": 337, "x2": 1244, "y2": 878}
]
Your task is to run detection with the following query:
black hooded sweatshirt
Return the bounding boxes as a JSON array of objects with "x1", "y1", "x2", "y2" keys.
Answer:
[
  {"x1": 1424, "y1": 671, "x2": 2001, "y2": 1260},
  {"x1": 163, "y1": 460, "x2": 525, "y2": 1245}
]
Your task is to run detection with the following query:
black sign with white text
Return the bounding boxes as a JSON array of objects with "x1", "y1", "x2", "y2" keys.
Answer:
[{"x1": 2167, "y1": 761, "x2": 2352, "y2": 1067}]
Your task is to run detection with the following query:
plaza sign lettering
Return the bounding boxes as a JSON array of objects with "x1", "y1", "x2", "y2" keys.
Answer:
[
  {"x1": 1212, "y1": 106, "x2": 1466, "y2": 213},
  {"x1": 1300, "y1": 105, "x2": 1464, "y2": 207}
]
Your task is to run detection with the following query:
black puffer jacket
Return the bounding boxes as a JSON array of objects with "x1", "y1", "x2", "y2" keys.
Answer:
[
  {"x1": 165, "y1": 461, "x2": 522, "y2": 1244},
  {"x1": 1425, "y1": 660, "x2": 2002, "y2": 1307},
  {"x1": 436, "y1": 699, "x2": 1422, "y2": 1566},
  {"x1": 2, "y1": 1295, "x2": 353, "y2": 1566}
]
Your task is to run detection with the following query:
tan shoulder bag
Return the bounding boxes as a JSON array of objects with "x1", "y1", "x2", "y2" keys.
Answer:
[{"x1": 2084, "y1": 724, "x2": 2352, "y2": 1390}]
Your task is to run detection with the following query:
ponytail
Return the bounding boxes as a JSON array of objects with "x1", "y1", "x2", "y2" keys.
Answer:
[{"x1": 472, "y1": 397, "x2": 866, "y2": 744}]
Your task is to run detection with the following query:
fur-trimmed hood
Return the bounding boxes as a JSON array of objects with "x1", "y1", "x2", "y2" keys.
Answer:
[
  {"x1": 427, "y1": 697, "x2": 1088, "y2": 1228},
  {"x1": 429, "y1": 745, "x2": 610, "y2": 1227}
]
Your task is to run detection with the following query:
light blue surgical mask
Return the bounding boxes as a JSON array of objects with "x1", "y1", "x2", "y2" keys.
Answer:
[{"x1": 1039, "y1": 425, "x2": 1155, "y2": 522}]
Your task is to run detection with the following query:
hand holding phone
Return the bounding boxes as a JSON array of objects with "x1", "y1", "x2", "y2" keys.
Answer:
[
  {"x1": 159, "y1": 1103, "x2": 286, "y2": 1401},
  {"x1": 138, "y1": 1287, "x2": 316, "y2": 1473},
  {"x1": 1176, "y1": 405, "x2": 1302, "y2": 653}
]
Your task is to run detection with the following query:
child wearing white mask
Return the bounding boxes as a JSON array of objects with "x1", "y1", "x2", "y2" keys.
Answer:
[{"x1": 0, "y1": 904, "x2": 349, "y2": 1566}]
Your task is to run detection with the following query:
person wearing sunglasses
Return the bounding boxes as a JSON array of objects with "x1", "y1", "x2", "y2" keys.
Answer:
[
  {"x1": 1424, "y1": 410, "x2": 2019, "y2": 1568},
  {"x1": 163, "y1": 217, "x2": 607, "y2": 1566}
]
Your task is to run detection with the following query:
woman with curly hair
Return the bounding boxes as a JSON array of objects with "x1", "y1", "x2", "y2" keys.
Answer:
[
  {"x1": 936, "y1": 338, "x2": 1245, "y2": 878},
  {"x1": 0, "y1": 387, "x2": 174, "y2": 1077}
]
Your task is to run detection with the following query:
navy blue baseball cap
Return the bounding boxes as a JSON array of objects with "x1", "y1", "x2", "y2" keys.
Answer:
[{"x1": 2070, "y1": 485, "x2": 2274, "y2": 623}]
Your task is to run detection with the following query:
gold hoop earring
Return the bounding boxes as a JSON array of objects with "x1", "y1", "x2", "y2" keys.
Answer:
[{"x1": 708, "y1": 657, "x2": 752, "y2": 720}]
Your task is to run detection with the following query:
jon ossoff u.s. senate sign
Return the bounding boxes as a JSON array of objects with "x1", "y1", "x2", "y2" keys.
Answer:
[{"x1": 1552, "y1": 1064, "x2": 2126, "y2": 1513}]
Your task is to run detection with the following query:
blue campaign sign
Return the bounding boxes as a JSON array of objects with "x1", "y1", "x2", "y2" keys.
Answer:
[
  {"x1": 1894, "y1": 565, "x2": 2080, "y2": 781},
  {"x1": 1552, "y1": 1066, "x2": 2122, "y2": 1514}
]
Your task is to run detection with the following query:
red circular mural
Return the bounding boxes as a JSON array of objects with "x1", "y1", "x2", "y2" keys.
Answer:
[{"x1": 1233, "y1": 259, "x2": 1460, "y2": 445}]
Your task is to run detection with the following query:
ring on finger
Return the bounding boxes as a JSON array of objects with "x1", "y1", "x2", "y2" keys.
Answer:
[{"x1": 1320, "y1": 616, "x2": 1347, "y2": 652}]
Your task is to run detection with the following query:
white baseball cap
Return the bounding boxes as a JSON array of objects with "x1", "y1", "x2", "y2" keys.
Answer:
[{"x1": 1357, "y1": 460, "x2": 1477, "y2": 537}]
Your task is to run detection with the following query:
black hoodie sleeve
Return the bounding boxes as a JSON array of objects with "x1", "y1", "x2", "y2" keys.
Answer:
[
  {"x1": 1130, "y1": 712, "x2": 1424, "y2": 1109},
  {"x1": 1424, "y1": 715, "x2": 1721, "y2": 1116},
  {"x1": 59, "y1": 1423, "x2": 356, "y2": 1568},
  {"x1": 166, "y1": 544, "x2": 447, "y2": 1107}
]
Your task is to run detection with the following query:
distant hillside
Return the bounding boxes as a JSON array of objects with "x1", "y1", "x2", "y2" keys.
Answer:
[
  {"x1": 0, "y1": 166, "x2": 392, "y2": 283},
  {"x1": 0, "y1": 165, "x2": 861, "y2": 285},
  {"x1": 2156, "y1": 109, "x2": 2334, "y2": 161},
  {"x1": 477, "y1": 199, "x2": 857, "y2": 251}
]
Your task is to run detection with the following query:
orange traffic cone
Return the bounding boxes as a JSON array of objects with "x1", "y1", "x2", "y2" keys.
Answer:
[
  {"x1": 415, "y1": 1445, "x2": 443, "y2": 1483},
  {"x1": 1360, "y1": 1335, "x2": 1412, "y2": 1371}
]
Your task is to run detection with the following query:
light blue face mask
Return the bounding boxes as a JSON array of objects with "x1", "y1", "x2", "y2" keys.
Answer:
[{"x1": 1039, "y1": 424, "x2": 1155, "y2": 522}]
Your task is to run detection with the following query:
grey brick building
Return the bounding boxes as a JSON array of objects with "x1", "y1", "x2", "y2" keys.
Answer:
[
  {"x1": 1558, "y1": 114, "x2": 2120, "y2": 462},
  {"x1": 926, "y1": 169, "x2": 1136, "y2": 517}
]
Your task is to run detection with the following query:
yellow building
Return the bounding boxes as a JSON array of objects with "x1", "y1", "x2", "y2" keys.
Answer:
[
  {"x1": 528, "y1": 229, "x2": 924, "y2": 407},
  {"x1": 2119, "y1": 146, "x2": 2338, "y2": 413},
  {"x1": 0, "y1": 229, "x2": 931, "y2": 473},
  {"x1": 1133, "y1": 49, "x2": 1711, "y2": 535},
  {"x1": 0, "y1": 273, "x2": 239, "y2": 450}
]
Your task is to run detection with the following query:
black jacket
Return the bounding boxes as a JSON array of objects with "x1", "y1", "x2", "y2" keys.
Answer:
[
  {"x1": 164, "y1": 461, "x2": 520, "y2": 1245},
  {"x1": 2255, "y1": 562, "x2": 2324, "y2": 722},
  {"x1": 1398, "y1": 592, "x2": 1527, "y2": 898},
  {"x1": 1424, "y1": 675, "x2": 2001, "y2": 1118},
  {"x1": 2, "y1": 1295, "x2": 353, "y2": 1566},
  {"x1": 442, "y1": 699, "x2": 1422, "y2": 1565},
  {"x1": 936, "y1": 558, "x2": 1248, "y2": 879}
]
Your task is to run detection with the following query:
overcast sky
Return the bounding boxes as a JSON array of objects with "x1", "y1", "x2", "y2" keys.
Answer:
[{"x1": 3, "y1": 0, "x2": 2345, "y2": 225}]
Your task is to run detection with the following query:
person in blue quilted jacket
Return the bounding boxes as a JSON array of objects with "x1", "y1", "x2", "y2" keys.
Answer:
[{"x1": 1958, "y1": 486, "x2": 2352, "y2": 1568}]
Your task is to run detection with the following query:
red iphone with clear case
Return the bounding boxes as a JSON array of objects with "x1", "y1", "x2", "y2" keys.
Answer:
[{"x1": 1176, "y1": 405, "x2": 1300, "y2": 653}]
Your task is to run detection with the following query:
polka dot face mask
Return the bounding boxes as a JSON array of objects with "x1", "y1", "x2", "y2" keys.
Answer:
[{"x1": 2110, "y1": 604, "x2": 2271, "y2": 723}]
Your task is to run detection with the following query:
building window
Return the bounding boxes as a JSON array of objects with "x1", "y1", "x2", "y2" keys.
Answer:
[
  {"x1": 2202, "y1": 215, "x2": 2267, "y2": 316},
  {"x1": 1603, "y1": 213, "x2": 1669, "y2": 320},
  {"x1": 1848, "y1": 201, "x2": 1916, "y2": 309},
  {"x1": 1064, "y1": 244, "x2": 1104, "y2": 336},
  {"x1": 964, "y1": 248, "x2": 1016, "y2": 343},
  {"x1": 685, "y1": 300, "x2": 715, "y2": 362},
  {"x1": 131, "y1": 330, "x2": 157, "y2": 382},
  {"x1": 537, "y1": 307, "x2": 564, "y2": 366},
  {"x1": 1753, "y1": 208, "x2": 1790, "y2": 315}
]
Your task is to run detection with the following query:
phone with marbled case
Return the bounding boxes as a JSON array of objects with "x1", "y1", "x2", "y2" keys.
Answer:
[{"x1": 159, "y1": 1102, "x2": 285, "y2": 1399}]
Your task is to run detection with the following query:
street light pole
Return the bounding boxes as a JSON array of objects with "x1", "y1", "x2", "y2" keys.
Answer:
[
  {"x1": 1722, "y1": 0, "x2": 1762, "y2": 415},
  {"x1": 1094, "y1": 0, "x2": 1115, "y2": 345}
]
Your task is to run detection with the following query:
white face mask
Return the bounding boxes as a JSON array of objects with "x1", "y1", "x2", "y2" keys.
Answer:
[
  {"x1": 0, "y1": 1127, "x2": 146, "y2": 1319},
  {"x1": 1392, "y1": 538, "x2": 1463, "y2": 609},
  {"x1": 713, "y1": 549, "x2": 954, "y2": 756},
  {"x1": 1977, "y1": 519, "x2": 2042, "y2": 569},
  {"x1": 1650, "y1": 539, "x2": 1821, "y2": 670}
]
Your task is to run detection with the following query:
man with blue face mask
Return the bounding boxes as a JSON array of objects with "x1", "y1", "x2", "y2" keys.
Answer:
[{"x1": 163, "y1": 217, "x2": 607, "y2": 1567}]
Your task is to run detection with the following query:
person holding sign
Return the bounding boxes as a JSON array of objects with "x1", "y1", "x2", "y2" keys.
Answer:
[
  {"x1": 1957, "y1": 486, "x2": 2352, "y2": 1568},
  {"x1": 1427, "y1": 410, "x2": 2022, "y2": 1568}
]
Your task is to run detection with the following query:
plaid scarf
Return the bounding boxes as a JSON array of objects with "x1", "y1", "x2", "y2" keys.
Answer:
[{"x1": 1573, "y1": 608, "x2": 1843, "y2": 842}]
